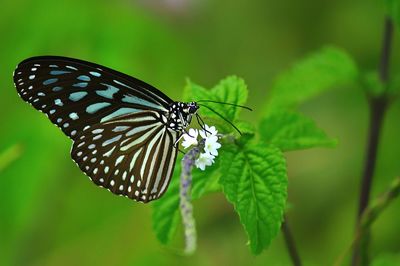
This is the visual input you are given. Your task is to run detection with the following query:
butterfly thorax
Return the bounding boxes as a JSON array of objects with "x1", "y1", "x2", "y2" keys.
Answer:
[{"x1": 168, "y1": 101, "x2": 199, "y2": 131}]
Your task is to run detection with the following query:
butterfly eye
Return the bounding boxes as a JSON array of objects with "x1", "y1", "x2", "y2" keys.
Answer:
[{"x1": 188, "y1": 103, "x2": 198, "y2": 114}]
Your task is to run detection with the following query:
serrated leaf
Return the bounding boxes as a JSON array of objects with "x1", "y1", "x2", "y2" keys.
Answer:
[
  {"x1": 259, "y1": 111, "x2": 337, "y2": 151},
  {"x1": 386, "y1": 0, "x2": 400, "y2": 26},
  {"x1": 266, "y1": 46, "x2": 358, "y2": 112},
  {"x1": 184, "y1": 76, "x2": 248, "y2": 123},
  {"x1": 219, "y1": 142, "x2": 287, "y2": 254},
  {"x1": 152, "y1": 158, "x2": 182, "y2": 244},
  {"x1": 236, "y1": 120, "x2": 256, "y2": 135}
]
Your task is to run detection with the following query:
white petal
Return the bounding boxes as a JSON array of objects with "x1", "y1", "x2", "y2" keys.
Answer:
[
  {"x1": 182, "y1": 128, "x2": 199, "y2": 149},
  {"x1": 200, "y1": 124, "x2": 219, "y2": 138}
]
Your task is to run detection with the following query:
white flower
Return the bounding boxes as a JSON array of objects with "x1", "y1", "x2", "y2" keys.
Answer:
[
  {"x1": 181, "y1": 124, "x2": 222, "y2": 170},
  {"x1": 199, "y1": 125, "x2": 218, "y2": 138},
  {"x1": 195, "y1": 152, "x2": 215, "y2": 171},
  {"x1": 204, "y1": 135, "x2": 221, "y2": 156},
  {"x1": 182, "y1": 128, "x2": 199, "y2": 149}
]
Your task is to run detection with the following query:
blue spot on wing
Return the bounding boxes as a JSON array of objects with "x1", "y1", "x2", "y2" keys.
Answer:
[
  {"x1": 96, "y1": 84, "x2": 119, "y2": 99},
  {"x1": 102, "y1": 135, "x2": 122, "y2": 146},
  {"x1": 89, "y1": 71, "x2": 101, "y2": 77},
  {"x1": 69, "y1": 91, "x2": 88, "y2": 102},
  {"x1": 50, "y1": 70, "x2": 71, "y2": 75},
  {"x1": 100, "y1": 108, "x2": 140, "y2": 122},
  {"x1": 86, "y1": 102, "x2": 111, "y2": 114},
  {"x1": 73, "y1": 82, "x2": 88, "y2": 88},
  {"x1": 52, "y1": 86, "x2": 63, "y2": 92},
  {"x1": 122, "y1": 94, "x2": 165, "y2": 110},
  {"x1": 77, "y1": 75, "x2": 91, "y2": 81},
  {"x1": 43, "y1": 78, "x2": 58, "y2": 85}
]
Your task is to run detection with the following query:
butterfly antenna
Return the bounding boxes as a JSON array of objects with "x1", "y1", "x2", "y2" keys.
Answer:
[
  {"x1": 197, "y1": 104, "x2": 242, "y2": 135},
  {"x1": 197, "y1": 100, "x2": 253, "y2": 111},
  {"x1": 195, "y1": 113, "x2": 212, "y2": 136}
]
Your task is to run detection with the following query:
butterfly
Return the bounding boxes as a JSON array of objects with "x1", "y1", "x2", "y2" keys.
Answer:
[{"x1": 13, "y1": 56, "x2": 201, "y2": 203}]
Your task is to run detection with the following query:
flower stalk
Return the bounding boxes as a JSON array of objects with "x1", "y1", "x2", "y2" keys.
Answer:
[
  {"x1": 179, "y1": 124, "x2": 221, "y2": 254},
  {"x1": 179, "y1": 139, "x2": 204, "y2": 254}
]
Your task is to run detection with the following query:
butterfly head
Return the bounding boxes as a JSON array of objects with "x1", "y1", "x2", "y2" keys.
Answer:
[
  {"x1": 168, "y1": 101, "x2": 199, "y2": 131},
  {"x1": 186, "y1": 101, "x2": 199, "y2": 114}
]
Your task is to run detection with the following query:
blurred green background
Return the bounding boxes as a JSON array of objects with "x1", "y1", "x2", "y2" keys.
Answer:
[{"x1": 1, "y1": 0, "x2": 399, "y2": 265}]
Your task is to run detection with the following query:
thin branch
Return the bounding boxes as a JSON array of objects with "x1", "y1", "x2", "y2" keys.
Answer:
[
  {"x1": 379, "y1": 17, "x2": 394, "y2": 83},
  {"x1": 282, "y1": 216, "x2": 302, "y2": 266},
  {"x1": 335, "y1": 177, "x2": 400, "y2": 266},
  {"x1": 352, "y1": 16, "x2": 393, "y2": 266}
]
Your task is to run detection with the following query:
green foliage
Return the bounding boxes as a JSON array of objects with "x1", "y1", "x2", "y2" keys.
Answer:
[
  {"x1": 219, "y1": 142, "x2": 287, "y2": 254},
  {"x1": 153, "y1": 76, "x2": 290, "y2": 255},
  {"x1": 152, "y1": 160, "x2": 181, "y2": 244},
  {"x1": 191, "y1": 160, "x2": 221, "y2": 200},
  {"x1": 0, "y1": 144, "x2": 23, "y2": 173},
  {"x1": 153, "y1": 77, "x2": 251, "y2": 245},
  {"x1": 153, "y1": 69, "x2": 338, "y2": 253},
  {"x1": 152, "y1": 157, "x2": 221, "y2": 245},
  {"x1": 259, "y1": 111, "x2": 337, "y2": 151},
  {"x1": 361, "y1": 71, "x2": 387, "y2": 97},
  {"x1": 386, "y1": 0, "x2": 400, "y2": 26},
  {"x1": 388, "y1": 74, "x2": 400, "y2": 96},
  {"x1": 372, "y1": 253, "x2": 400, "y2": 266},
  {"x1": 266, "y1": 46, "x2": 358, "y2": 112},
  {"x1": 184, "y1": 76, "x2": 248, "y2": 131}
]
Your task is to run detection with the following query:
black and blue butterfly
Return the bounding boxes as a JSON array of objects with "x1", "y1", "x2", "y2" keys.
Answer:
[
  {"x1": 13, "y1": 56, "x2": 250, "y2": 203},
  {"x1": 13, "y1": 56, "x2": 207, "y2": 203}
]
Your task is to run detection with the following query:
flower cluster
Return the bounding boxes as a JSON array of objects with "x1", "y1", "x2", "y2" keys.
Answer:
[{"x1": 182, "y1": 125, "x2": 221, "y2": 170}]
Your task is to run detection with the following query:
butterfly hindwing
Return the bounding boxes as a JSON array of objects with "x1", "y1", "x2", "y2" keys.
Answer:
[
  {"x1": 13, "y1": 56, "x2": 172, "y2": 140},
  {"x1": 71, "y1": 111, "x2": 179, "y2": 203}
]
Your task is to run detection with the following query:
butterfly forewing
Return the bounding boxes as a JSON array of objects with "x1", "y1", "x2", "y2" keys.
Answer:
[
  {"x1": 71, "y1": 111, "x2": 179, "y2": 202},
  {"x1": 13, "y1": 56, "x2": 191, "y2": 203},
  {"x1": 13, "y1": 56, "x2": 172, "y2": 140}
]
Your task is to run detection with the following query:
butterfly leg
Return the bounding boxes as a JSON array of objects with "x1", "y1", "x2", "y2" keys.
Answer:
[{"x1": 173, "y1": 133, "x2": 186, "y2": 154}]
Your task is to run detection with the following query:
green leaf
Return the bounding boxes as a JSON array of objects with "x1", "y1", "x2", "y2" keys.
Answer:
[
  {"x1": 259, "y1": 111, "x2": 337, "y2": 151},
  {"x1": 184, "y1": 76, "x2": 248, "y2": 123},
  {"x1": 361, "y1": 71, "x2": 400, "y2": 98},
  {"x1": 151, "y1": 159, "x2": 182, "y2": 244},
  {"x1": 266, "y1": 46, "x2": 358, "y2": 112},
  {"x1": 236, "y1": 120, "x2": 256, "y2": 135},
  {"x1": 361, "y1": 71, "x2": 386, "y2": 97},
  {"x1": 386, "y1": 0, "x2": 400, "y2": 26},
  {"x1": 219, "y1": 142, "x2": 288, "y2": 254},
  {"x1": 372, "y1": 253, "x2": 400, "y2": 266}
]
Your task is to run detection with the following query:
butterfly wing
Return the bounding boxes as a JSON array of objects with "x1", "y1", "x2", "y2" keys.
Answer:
[
  {"x1": 13, "y1": 56, "x2": 181, "y2": 203},
  {"x1": 13, "y1": 56, "x2": 172, "y2": 139},
  {"x1": 71, "y1": 111, "x2": 179, "y2": 203}
]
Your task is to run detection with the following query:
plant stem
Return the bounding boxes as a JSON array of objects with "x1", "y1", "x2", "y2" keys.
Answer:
[
  {"x1": 352, "y1": 16, "x2": 393, "y2": 266},
  {"x1": 282, "y1": 216, "x2": 302, "y2": 266},
  {"x1": 335, "y1": 177, "x2": 400, "y2": 266},
  {"x1": 179, "y1": 140, "x2": 204, "y2": 255}
]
